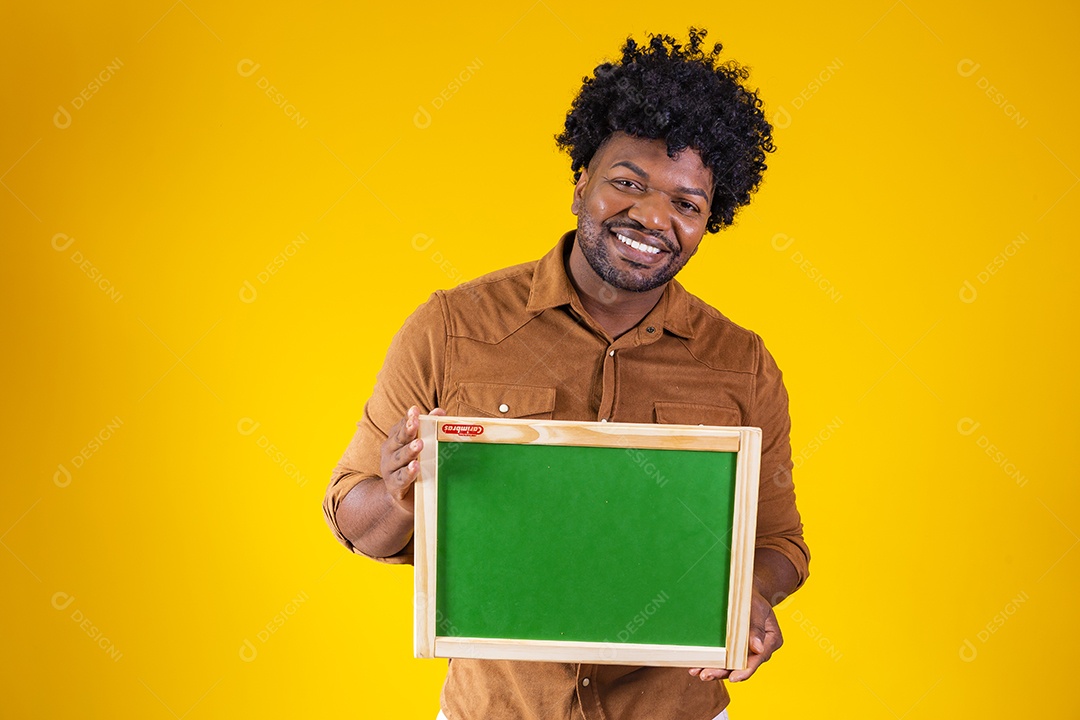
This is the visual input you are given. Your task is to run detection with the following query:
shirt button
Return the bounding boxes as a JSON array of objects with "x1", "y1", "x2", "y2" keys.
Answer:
[
  {"x1": 600, "y1": 418, "x2": 608, "y2": 423},
  {"x1": 608, "y1": 350, "x2": 615, "y2": 356},
  {"x1": 581, "y1": 677, "x2": 590, "y2": 686},
  {"x1": 498, "y1": 403, "x2": 509, "y2": 413},
  {"x1": 646, "y1": 326, "x2": 655, "y2": 333}
]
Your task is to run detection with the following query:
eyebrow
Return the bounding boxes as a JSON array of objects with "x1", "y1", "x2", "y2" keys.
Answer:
[{"x1": 611, "y1": 160, "x2": 711, "y2": 201}]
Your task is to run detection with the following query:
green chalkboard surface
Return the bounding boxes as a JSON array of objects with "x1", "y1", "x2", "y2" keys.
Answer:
[
  {"x1": 435, "y1": 442, "x2": 737, "y2": 648},
  {"x1": 415, "y1": 416, "x2": 761, "y2": 667}
]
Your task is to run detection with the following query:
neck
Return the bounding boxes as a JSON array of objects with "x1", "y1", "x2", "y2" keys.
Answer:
[{"x1": 566, "y1": 239, "x2": 666, "y2": 339}]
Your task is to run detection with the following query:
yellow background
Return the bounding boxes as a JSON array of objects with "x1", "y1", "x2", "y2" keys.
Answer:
[{"x1": 2, "y1": 1, "x2": 1077, "y2": 717}]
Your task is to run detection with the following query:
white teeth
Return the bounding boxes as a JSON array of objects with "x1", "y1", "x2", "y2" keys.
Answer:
[{"x1": 616, "y1": 233, "x2": 660, "y2": 255}]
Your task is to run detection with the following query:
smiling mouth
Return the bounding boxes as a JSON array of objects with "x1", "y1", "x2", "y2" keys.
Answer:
[{"x1": 614, "y1": 232, "x2": 662, "y2": 256}]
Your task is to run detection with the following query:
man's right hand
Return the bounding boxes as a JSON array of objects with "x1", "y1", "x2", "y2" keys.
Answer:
[{"x1": 380, "y1": 405, "x2": 446, "y2": 512}]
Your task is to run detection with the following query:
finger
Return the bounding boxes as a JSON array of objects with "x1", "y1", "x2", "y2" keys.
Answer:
[
  {"x1": 385, "y1": 415, "x2": 409, "y2": 452},
  {"x1": 390, "y1": 457, "x2": 420, "y2": 488},
  {"x1": 729, "y1": 640, "x2": 770, "y2": 682},
  {"x1": 696, "y1": 668, "x2": 732, "y2": 682},
  {"x1": 727, "y1": 665, "x2": 758, "y2": 682},
  {"x1": 727, "y1": 642, "x2": 770, "y2": 683},
  {"x1": 403, "y1": 406, "x2": 445, "y2": 435},
  {"x1": 384, "y1": 437, "x2": 424, "y2": 481},
  {"x1": 730, "y1": 624, "x2": 782, "y2": 682},
  {"x1": 743, "y1": 592, "x2": 771, "y2": 657},
  {"x1": 748, "y1": 617, "x2": 768, "y2": 655},
  {"x1": 382, "y1": 408, "x2": 420, "y2": 465},
  {"x1": 402, "y1": 406, "x2": 421, "y2": 437},
  {"x1": 384, "y1": 458, "x2": 421, "y2": 507}
]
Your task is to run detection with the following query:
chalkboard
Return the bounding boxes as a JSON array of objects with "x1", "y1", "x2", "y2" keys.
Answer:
[{"x1": 414, "y1": 416, "x2": 760, "y2": 669}]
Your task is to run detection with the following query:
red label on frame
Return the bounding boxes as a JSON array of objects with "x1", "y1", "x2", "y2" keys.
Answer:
[{"x1": 441, "y1": 423, "x2": 484, "y2": 437}]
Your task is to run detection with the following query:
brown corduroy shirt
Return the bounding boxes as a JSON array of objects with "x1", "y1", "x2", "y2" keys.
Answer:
[{"x1": 324, "y1": 232, "x2": 810, "y2": 720}]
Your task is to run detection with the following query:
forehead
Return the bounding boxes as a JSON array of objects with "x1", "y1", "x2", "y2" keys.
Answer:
[{"x1": 589, "y1": 133, "x2": 712, "y2": 192}]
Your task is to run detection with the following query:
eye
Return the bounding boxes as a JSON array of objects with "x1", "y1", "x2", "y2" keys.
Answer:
[
  {"x1": 607, "y1": 177, "x2": 641, "y2": 191},
  {"x1": 676, "y1": 200, "x2": 700, "y2": 214}
]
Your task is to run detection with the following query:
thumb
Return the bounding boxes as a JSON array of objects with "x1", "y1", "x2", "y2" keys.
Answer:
[{"x1": 748, "y1": 609, "x2": 767, "y2": 654}]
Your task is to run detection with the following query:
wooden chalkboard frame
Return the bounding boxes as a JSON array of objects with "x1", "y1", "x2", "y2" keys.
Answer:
[{"x1": 414, "y1": 415, "x2": 761, "y2": 669}]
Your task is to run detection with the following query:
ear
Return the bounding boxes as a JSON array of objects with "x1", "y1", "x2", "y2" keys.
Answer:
[{"x1": 570, "y1": 167, "x2": 590, "y2": 216}]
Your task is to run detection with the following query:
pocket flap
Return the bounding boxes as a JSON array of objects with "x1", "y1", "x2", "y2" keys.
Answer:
[
  {"x1": 457, "y1": 382, "x2": 556, "y2": 419},
  {"x1": 654, "y1": 401, "x2": 742, "y2": 427}
]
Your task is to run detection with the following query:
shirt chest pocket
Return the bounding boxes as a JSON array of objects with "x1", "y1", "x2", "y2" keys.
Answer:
[
  {"x1": 654, "y1": 401, "x2": 743, "y2": 427},
  {"x1": 455, "y1": 382, "x2": 556, "y2": 419}
]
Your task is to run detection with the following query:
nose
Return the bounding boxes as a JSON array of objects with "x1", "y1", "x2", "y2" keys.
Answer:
[{"x1": 626, "y1": 188, "x2": 670, "y2": 232}]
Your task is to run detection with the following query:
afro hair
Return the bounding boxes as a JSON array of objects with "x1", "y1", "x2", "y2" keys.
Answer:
[{"x1": 555, "y1": 28, "x2": 775, "y2": 233}]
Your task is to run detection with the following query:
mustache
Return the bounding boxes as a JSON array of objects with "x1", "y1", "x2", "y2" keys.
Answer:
[{"x1": 603, "y1": 218, "x2": 677, "y2": 253}]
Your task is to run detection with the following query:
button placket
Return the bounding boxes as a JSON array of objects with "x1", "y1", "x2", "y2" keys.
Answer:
[
  {"x1": 576, "y1": 664, "x2": 602, "y2": 719},
  {"x1": 598, "y1": 345, "x2": 617, "y2": 422}
]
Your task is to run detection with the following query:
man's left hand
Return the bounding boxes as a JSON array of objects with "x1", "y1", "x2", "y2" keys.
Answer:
[{"x1": 688, "y1": 587, "x2": 783, "y2": 683}]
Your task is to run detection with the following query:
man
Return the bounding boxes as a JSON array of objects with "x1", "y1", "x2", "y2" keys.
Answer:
[{"x1": 324, "y1": 29, "x2": 809, "y2": 719}]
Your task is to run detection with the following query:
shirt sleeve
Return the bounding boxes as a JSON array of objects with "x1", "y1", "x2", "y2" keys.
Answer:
[
  {"x1": 747, "y1": 335, "x2": 811, "y2": 589},
  {"x1": 322, "y1": 292, "x2": 448, "y2": 564}
]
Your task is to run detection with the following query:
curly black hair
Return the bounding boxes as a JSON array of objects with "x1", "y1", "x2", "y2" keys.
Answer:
[{"x1": 555, "y1": 28, "x2": 775, "y2": 234}]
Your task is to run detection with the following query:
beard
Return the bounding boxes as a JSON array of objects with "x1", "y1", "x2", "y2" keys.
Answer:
[{"x1": 575, "y1": 208, "x2": 691, "y2": 293}]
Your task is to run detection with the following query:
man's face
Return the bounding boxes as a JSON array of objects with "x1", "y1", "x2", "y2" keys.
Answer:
[{"x1": 571, "y1": 132, "x2": 713, "y2": 293}]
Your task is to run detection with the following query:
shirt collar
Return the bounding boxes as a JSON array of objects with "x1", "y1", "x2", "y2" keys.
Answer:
[
  {"x1": 525, "y1": 231, "x2": 579, "y2": 313},
  {"x1": 655, "y1": 278, "x2": 696, "y2": 339},
  {"x1": 527, "y1": 231, "x2": 696, "y2": 340}
]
